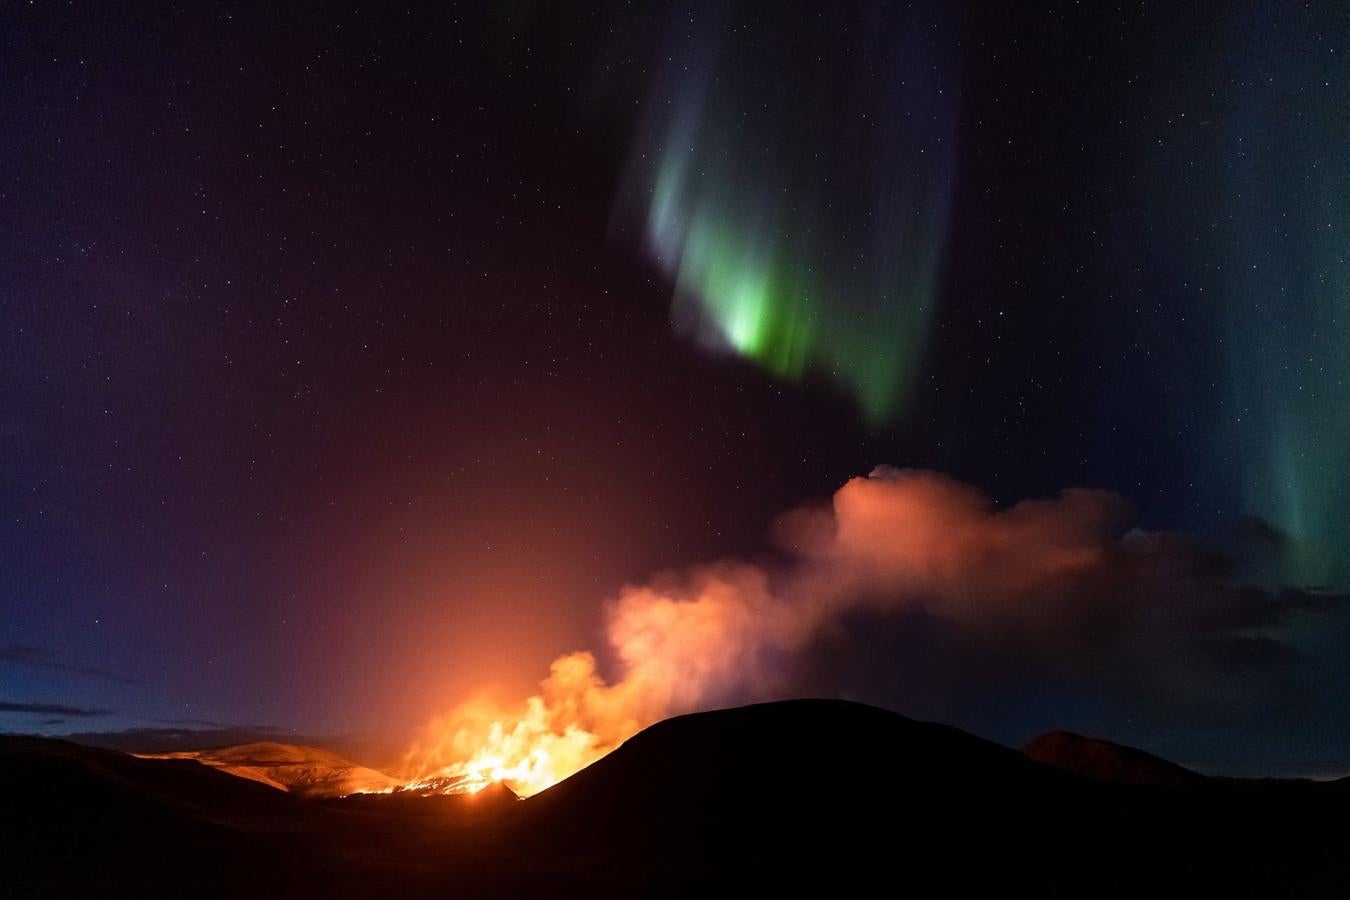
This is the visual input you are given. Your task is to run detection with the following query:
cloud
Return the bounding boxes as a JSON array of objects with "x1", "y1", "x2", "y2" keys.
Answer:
[
  {"x1": 0, "y1": 701, "x2": 112, "y2": 718},
  {"x1": 0, "y1": 645, "x2": 138, "y2": 685},
  {"x1": 148, "y1": 717, "x2": 284, "y2": 730},
  {"x1": 405, "y1": 469, "x2": 1349, "y2": 790}
]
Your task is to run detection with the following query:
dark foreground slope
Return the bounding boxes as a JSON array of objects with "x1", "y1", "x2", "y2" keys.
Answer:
[
  {"x1": 0, "y1": 735, "x2": 502, "y2": 899},
  {"x1": 4, "y1": 701, "x2": 1349, "y2": 898},
  {"x1": 473, "y1": 700, "x2": 1349, "y2": 896},
  {"x1": 492, "y1": 699, "x2": 1072, "y2": 894},
  {"x1": 0, "y1": 735, "x2": 316, "y2": 897}
]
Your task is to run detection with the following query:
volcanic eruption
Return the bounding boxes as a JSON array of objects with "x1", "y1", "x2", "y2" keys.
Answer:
[{"x1": 400, "y1": 466, "x2": 1304, "y2": 797}]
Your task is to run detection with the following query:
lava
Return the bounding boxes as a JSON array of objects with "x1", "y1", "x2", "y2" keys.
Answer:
[{"x1": 401, "y1": 652, "x2": 640, "y2": 798}]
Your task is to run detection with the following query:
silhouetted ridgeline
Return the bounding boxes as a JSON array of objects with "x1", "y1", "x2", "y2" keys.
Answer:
[{"x1": 3, "y1": 701, "x2": 1347, "y2": 898}]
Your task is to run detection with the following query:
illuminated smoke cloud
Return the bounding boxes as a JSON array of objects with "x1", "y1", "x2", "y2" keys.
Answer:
[{"x1": 405, "y1": 468, "x2": 1344, "y2": 794}]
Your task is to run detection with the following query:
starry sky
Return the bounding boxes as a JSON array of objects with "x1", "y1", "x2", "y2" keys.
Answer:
[{"x1": 3, "y1": 1, "x2": 1348, "y2": 772}]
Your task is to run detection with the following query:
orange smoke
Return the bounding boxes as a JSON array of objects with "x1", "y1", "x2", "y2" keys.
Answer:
[{"x1": 403, "y1": 469, "x2": 1149, "y2": 797}]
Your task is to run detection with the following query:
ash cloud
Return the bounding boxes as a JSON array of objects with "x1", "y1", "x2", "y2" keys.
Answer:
[
  {"x1": 633, "y1": 468, "x2": 1345, "y2": 756},
  {"x1": 775, "y1": 471, "x2": 1350, "y2": 771}
]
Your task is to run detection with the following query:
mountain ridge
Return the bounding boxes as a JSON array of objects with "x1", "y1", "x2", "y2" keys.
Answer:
[{"x1": 4, "y1": 700, "x2": 1347, "y2": 897}]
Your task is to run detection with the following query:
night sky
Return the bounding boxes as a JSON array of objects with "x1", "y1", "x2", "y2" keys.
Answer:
[{"x1": 4, "y1": 2, "x2": 1349, "y2": 774}]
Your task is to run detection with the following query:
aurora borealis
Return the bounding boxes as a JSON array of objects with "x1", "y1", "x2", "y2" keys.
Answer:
[
  {"x1": 4, "y1": 0, "x2": 1350, "y2": 779},
  {"x1": 1211, "y1": 8, "x2": 1350, "y2": 587},
  {"x1": 601, "y1": 1, "x2": 1350, "y2": 585},
  {"x1": 612, "y1": 2, "x2": 959, "y2": 423},
  {"x1": 1057, "y1": 3, "x2": 1350, "y2": 586}
]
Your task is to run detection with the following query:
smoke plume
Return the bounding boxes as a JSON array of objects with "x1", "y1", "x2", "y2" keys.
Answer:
[{"x1": 405, "y1": 468, "x2": 1344, "y2": 792}]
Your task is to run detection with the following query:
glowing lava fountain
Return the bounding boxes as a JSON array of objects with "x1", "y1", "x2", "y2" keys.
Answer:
[
  {"x1": 400, "y1": 557, "x2": 793, "y2": 797},
  {"x1": 401, "y1": 653, "x2": 649, "y2": 797}
]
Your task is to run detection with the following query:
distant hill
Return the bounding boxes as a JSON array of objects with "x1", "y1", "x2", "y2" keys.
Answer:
[
  {"x1": 139, "y1": 741, "x2": 400, "y2": 797},
  {"x1": 1023, "y1": 730, "x2": 1204, "y2": 786}
]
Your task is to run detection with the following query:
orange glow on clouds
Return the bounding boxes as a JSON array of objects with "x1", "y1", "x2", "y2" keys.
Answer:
[{"x1": 401, "y1": 469, "x2": 1144, "y2": 797}]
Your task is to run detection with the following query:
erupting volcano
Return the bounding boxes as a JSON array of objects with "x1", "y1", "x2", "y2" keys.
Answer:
[
  {"x1": 396, "y1": 466, "x2": 1313, "y2": 798},
  {"x1": 401, "y1": 652, "x2": 648, "y2": 797},
  {"x1": 10, "y1": 4, "x2": 1350, "y2": 894},
  {"x1": 401, "y1": 669, "x2": 588, "y2": 796}
]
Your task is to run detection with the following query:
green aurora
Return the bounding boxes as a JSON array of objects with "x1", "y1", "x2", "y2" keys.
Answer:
[{"x1": 615, "y1": 5, "x2": 960, "y2": 424}]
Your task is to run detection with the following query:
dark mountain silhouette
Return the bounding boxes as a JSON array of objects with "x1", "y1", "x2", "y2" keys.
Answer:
[
  {"x1": 1024, "y1": 729, "x2": 1204, "y2": 786},
  {"x1": 494, "y1": 699, "x2": 1072, "y2": 895},
  {"x1": 0, "y1": 735, "x2": 316, "y2": 898},
  {"x1": 4, "y1": 701, "x2": 1348, "y2": 898}
]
